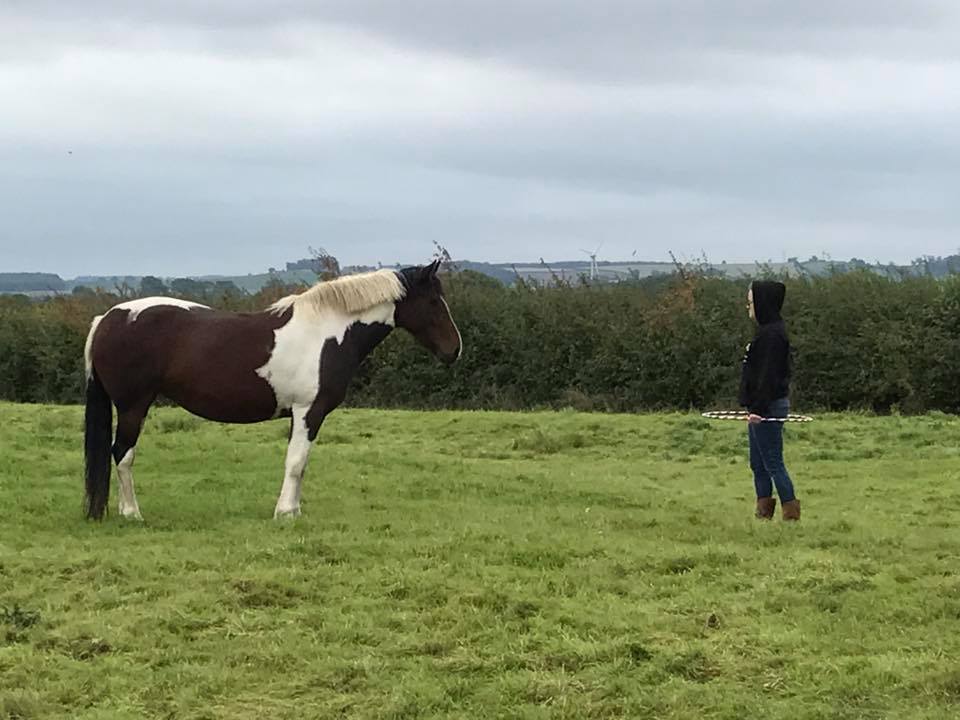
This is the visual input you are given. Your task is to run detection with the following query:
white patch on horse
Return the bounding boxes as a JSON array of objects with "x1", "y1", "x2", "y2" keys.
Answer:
[
  {"x1": 116, "y1": 448, "x2": 143, "y2": 520},
  {"x1": 257, "y1": 301, "x2": 395, "y2": 413},
  {"x1": 274, "y1": 406, "x2": 312, "y2": 519},
  {"x1": 114, "y1": 297, "x2": 209, "y2": 322},
  {"x1": 84, "y1": 315, "x2": 105, "y2": 380},
  {"x1": 356, "y1": 302, "x2": 396, "y2": 328}
]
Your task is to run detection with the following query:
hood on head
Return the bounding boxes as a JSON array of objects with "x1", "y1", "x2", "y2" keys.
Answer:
[{"x1": 751, "y1": 281, "x2": 786, "y2": 324}]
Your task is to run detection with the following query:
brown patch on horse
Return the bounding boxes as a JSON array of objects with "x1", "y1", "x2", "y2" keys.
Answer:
[{"x1": 92, "y1": 305, "x2": 291, "y2": 423}]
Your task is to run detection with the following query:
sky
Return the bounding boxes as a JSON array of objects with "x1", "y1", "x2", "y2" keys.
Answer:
[{"x1": 1, "y1": 1, "x2": 959, "y2": 278}]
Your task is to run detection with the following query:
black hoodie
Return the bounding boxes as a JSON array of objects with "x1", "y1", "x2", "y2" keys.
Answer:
[{"x1": 739, "y1": 281, "x2": 791, "y2": 416}]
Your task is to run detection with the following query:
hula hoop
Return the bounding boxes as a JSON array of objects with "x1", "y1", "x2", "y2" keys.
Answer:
[{"x1": 700, "y1": 410, "x2": 813, "y2": 423}]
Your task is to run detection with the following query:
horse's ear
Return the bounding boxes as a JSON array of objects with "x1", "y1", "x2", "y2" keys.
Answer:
[{"x1": 409, "y1": 259, "x2": 441, "y2": 286}]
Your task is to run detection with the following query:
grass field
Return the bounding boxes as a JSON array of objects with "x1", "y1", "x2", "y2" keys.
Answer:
[{"x1": 2, "y1": 403, "x2": 960, "y2": 719}]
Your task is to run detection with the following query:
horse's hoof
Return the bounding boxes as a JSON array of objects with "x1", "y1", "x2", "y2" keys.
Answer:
[
  {"x1": 273, "y1": 507, "x2": 301, "y2": 521},
  {"x1": 119, "y1": 507, "x2": 144, "y2": 521}
]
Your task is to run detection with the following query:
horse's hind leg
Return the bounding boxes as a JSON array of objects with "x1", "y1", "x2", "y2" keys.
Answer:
[{"x1": 114, "y1": 398, "x2": 153, "y2": 520}]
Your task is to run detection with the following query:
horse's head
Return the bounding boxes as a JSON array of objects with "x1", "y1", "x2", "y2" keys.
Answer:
[{"x1": 395, "y1": 260, "x2": 462, "y2": 364}]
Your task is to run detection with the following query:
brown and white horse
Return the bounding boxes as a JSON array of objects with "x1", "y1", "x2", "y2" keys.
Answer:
[{"x1": 83, "y1": 261, "x2": 461, "y2": 521}]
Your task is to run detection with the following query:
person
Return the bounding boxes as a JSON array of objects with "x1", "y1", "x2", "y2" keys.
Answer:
[{"x1": 739, "y1": 280, "x2": 800, "y2": 521}]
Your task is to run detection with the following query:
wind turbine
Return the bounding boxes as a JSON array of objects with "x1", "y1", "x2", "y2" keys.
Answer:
[{"x1": 580, "y1": 242, "x2": 604, "y2": 282}]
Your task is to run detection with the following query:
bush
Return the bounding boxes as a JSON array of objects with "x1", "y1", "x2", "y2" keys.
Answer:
[{"x1": 1, "y1": 270, "x2": 958, "y2": 414}]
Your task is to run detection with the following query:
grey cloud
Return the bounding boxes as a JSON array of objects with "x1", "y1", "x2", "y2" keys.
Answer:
[
  {"x1": 9, "y1": 1, "x2": 960, "y2": 76},
  {"x1": 1, "y1": 1, "x2": 959, "y2": 276}
]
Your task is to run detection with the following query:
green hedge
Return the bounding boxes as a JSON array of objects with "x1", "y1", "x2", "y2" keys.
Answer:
[{"x1": 2, "y1": 271, "x2": 958, "y2": 413}]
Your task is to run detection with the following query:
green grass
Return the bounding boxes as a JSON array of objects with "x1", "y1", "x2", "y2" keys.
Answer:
[{"x1": 2, "y1": 403, "x2": 960, "y2": 719}]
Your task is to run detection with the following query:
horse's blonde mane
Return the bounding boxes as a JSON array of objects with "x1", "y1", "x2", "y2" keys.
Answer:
[{"x1": 269, "y1": 269, "x2": 406, "y2": 318}]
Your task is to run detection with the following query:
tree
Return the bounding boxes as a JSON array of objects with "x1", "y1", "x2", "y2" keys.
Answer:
[
  {"x1": 213, "y1": 280, "x2": 239, "y2": 292},
  {"x1": 140, "y1": 276, "x2": 168, "y2": 296},
  {"x1": 170, "y1": 278, "x2": 207, "y2": 299},
  {"x1": 432, "y1": 241, "x2": 459, "y2": 272},
  {"x1": 308, "y1": 246, "x2": 341, "y2": 281}
]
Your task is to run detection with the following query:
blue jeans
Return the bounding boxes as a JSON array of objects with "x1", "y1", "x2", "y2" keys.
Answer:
[{"x1": 748, "y1": 397, "x2": 796, "y2": 503}]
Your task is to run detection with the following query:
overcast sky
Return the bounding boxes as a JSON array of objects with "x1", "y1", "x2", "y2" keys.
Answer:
[{"x1": 1, "y1": 1, "x2": 959, "y2": 277}]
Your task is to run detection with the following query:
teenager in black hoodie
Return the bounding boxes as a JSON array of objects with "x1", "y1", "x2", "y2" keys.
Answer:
[{"x1": 740, "y1": 280, "x2": 800, "y2": 521}]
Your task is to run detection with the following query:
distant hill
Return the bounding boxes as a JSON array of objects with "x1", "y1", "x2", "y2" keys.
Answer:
[
  {"x1": 64, "y1": 270, "x2": 321, "y2": 295},
  {"x1": 68, "y1": 275, "x2": 143, "y2": 292},
  {"x1": 459, "y1": 255, "x2": 960, "y2": 285},
  {"x1": 7, "y1": 254, "x2": 960, "y2": 298},
  {"x1": 0, "y1": 273, "x2": 66, "y2": 293},
  {"x1": 193, "y1": 270, "x2": 318, "y2": 293}
]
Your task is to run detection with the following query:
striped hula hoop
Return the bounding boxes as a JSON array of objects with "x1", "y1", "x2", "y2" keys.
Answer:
[{"x1": 700, "y1": 410, "x2": 813, "y2": 423}]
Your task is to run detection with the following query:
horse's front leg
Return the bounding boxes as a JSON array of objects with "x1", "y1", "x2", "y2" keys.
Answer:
[{"x1": 274, "y1": 406, "x2": 314, "y2": 519}]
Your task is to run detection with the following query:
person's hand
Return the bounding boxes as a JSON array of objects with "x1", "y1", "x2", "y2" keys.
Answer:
[{"x1": 747, "y1": 414, "x2": 764, "y2": 425}]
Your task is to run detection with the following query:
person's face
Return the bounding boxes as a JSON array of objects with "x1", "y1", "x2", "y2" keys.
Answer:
[{"x1": 747, "y1": 288, "x2": 755, "y2": 321}]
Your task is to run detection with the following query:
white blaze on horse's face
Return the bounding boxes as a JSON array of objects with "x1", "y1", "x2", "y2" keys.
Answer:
[
  {"x1": 440, "y1": 297, "x2": 463, "y2": 361},
  {"x1": 116, "y1": 297, "x2": 210, "y2": 322}
]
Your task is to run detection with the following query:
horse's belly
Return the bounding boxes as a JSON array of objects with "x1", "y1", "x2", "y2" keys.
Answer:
[{"x1": 163, "y1": 378, "x2": 279, "y2": 424}]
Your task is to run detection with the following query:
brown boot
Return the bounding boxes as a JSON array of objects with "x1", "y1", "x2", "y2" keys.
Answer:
[
  {"x1": 782, "y1": 499, "x2": 801, "y2": 521},
  {"x1": 755, "y1": 497, "x2": 776, "y2": 520}
]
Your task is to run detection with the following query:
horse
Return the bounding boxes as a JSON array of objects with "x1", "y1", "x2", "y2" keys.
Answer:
[{"x1": 83, "y1": 260, "x2": 461, "y2": 521}]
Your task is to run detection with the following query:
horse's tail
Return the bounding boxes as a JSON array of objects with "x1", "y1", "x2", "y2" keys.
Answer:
[{"x1": 84, "y1": 316, "x2": 112, "y2": 520}]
